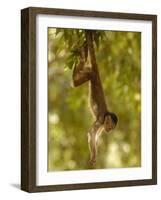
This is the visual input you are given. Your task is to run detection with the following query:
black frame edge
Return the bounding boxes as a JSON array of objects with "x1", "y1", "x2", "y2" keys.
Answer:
[
  {"x1": 21, "y1": 8, "x2": 30, "y2": 192},
  {"x1": 152, "y1": 15, "x2": 157, "y2": 185},
  {"x1": 26, "y1": 6, "x2": 157, "y2": 20},
  {"x1": 21, "y1": 7, "x2": 37, "y2": 192}
]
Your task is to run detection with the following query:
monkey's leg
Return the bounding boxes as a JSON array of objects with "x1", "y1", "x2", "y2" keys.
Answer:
[
  {"x1": 72, "y1": 66, "x2": 93, "y2": 87},
  {"x1": 88, "y1": 120, "x2": 102, "y2": 166}
]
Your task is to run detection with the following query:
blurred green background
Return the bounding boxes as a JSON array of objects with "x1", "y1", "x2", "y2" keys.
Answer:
[{"x1": 48, "y1": 28, "x2": 141, "y2": 171}]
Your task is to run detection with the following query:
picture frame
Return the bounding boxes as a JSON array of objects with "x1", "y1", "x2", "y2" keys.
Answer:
[{"x1": 21, "y1": 7, "x2": 157, "y2": 192}]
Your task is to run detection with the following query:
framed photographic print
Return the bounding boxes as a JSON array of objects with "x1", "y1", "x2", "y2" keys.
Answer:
[{"x1": 21, "y1": 7, "x2": 157, "y2": 192}]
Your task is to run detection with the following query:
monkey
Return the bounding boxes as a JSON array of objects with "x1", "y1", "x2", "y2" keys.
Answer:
[{"x1": 72, "y1": 31, "x2": 118, "y2": 166}]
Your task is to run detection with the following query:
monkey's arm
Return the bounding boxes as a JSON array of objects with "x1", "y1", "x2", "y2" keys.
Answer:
[{"x1": 88, "y1": 120, "x2": 102, "y2": 166}]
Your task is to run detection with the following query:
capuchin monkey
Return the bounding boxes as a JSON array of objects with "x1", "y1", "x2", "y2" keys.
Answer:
[{"x1": 72, "y1": 31, "x2": 118, "y2": 166}]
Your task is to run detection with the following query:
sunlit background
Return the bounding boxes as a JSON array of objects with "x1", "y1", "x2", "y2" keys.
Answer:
[{"x1": 48, "y1": 28, "x2": 141, "y2": 171}]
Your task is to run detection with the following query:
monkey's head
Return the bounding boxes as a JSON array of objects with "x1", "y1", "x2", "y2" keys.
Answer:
[{"x1": 104, "y1": 112, "x2": 118, "y2": 133}]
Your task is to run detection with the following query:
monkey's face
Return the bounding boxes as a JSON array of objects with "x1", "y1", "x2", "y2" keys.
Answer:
[{"x1": 104, "y1": 115, "x2": 117, "y2": 133}]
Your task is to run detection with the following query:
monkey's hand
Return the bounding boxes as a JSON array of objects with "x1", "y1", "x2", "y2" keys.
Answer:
[{"x1": 89, "y1": 157, "x2": 96, "y2": 166}]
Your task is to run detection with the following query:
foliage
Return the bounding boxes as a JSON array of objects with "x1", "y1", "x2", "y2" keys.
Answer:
[{"x1": 48, "y1": 28, "x2": 141, "y2": 171}]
